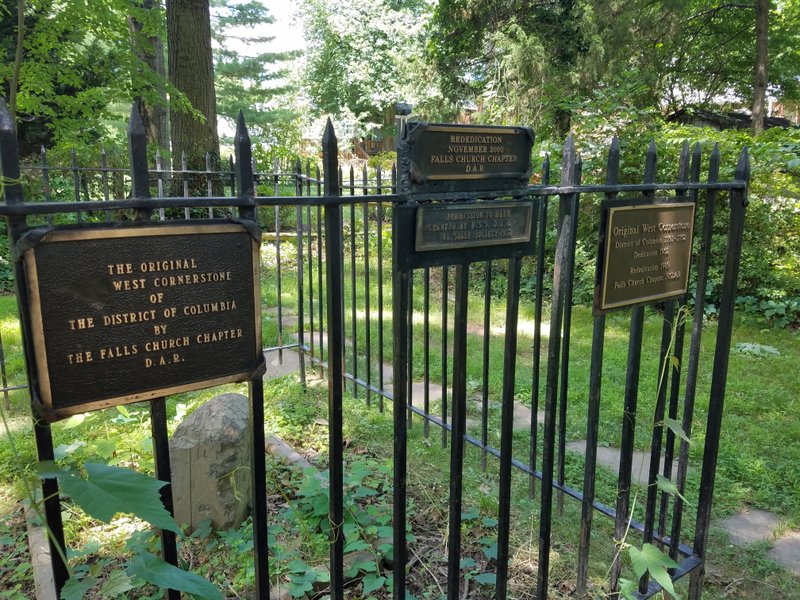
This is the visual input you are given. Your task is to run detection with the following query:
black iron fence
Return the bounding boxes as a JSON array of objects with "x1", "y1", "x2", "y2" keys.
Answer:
[{"x1": 0, "y1": 100, "x2": 749, "y2": 600}]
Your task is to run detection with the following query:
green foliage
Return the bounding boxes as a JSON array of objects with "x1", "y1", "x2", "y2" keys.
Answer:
[
  {"x1": 211, "y1": 0, "x2": 303, "y2": 155},
  {"x1": 0, "y1": 0, "x2": 175, "y2": 156},
  {"x1": 300, "y1": 0, "x2": 441, "y2": 132},
  {"x1": 37, "y1": 462, "x2": 181, "y2": 535}
]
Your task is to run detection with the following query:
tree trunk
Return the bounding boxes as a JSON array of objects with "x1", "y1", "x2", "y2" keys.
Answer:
[
  {"x1": 128, "y1": 0, "x2": 170, "y2": 162},
  {"x1": 751, "y1": 0, "x2": 769, "y2": 135},
  {"x1": 9, "y1": 0, "x2": 25, "y2": 132},
  {"x1": 166, "y1": 0, "x2": 219, "y2": 171}
]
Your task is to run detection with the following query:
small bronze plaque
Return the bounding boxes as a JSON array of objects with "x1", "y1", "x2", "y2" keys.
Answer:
[
  {"x1": 399, "y1": 122, "x2": 534, "y2": 193},
  {"x1": 24, "y1": 224, "x2": 262, "y2": 418},
  {"x1": 597, "y1": 202, "x2": 696, "y2": 312},
  {"x1": 415, "y1": 202, "x2": 533, "y2": 251}
]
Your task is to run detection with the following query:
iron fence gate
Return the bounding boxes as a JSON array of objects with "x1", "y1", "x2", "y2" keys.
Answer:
[{"x1": 0, "y1": 100, "x2": 749, "y2": 600}]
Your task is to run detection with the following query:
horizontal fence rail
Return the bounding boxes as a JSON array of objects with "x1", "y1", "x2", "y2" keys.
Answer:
[{"x1": 1, "y1": 103, "x2": 748, "y2": 599}]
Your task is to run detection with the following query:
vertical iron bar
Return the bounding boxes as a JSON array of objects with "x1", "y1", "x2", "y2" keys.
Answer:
[
  {"x1": 481, "y1": 260, "x2": 492, "y2": 471},
  {"x1": 317, "y1": 166, "x2": 324, "y2": 364},
  {"x1": 350, "y1": 170, "x2": 358, "y2": 395},
  {"x1": 447, "y1": 264, "x2": 469, "y2": 600},
  {"x1": 322, "y1": 121, "x2": 345, "y2": 600},
  {"x1": 149, "y1": 399, "x2": 180, "y2": 600},
  {"x1": 0, "y1": 333, "x2": 9, "y2": 410},
  {"x1": 496, "y1": 255, "x2": 522, "y2": 600},
  {"x1": 658, "y1": 143, "x2": 692, "y2": 540},
  {"x1": 71, "y1": 148, "x2": 81, "y2": 223},
  {"x1": 0, "y1": 100, "x2": 69, "y2": 596},
  {"x1": 441, "y1": 265, "x2": 449, "y2": 448},
  {"x1": 235, "y1": 113, "x2": 270, "y2": 599},
  {"x1": 41, "y1": 146, "x2": 53, "y2": 225},
  {"x1": 101, "y1": 146, "x2": 112, "y2": 223},
  {"x1": 155, "y1": 149, "x2": 165, "y2": 221},
  {"x1": 249, "y1": 380, "x2": 269, "y2": 597},
  {"x1": 307, "y1": 180, "x2": 315, "y2": 365},
  {"x1": 689, "y1": 148, "x2": 749, "y2": 600},
  {"x1": 609, "y1": 305, "x2": 645, "y2": 592},
  {"x1": 407, "y1": 270, "x2": 414, "y2": 425},
  {"x1": 274, "y1": 158, "x2": 283, "y2": 363},
  {"x1": 423, "y1": 267, "x2": 430, "y2": 436},
  {"x1": 295, "y1": 158, "x2": 307, "y2": 387},
  {"x1": 576, "y1": 138, "x2": 618, "y2": 594},
  {"x1": 670, "y1": 143, "x2": 715, "y2": 560},
  {"x1": 234, "y1": 111, "x2": 270, "y2": 598},
  {"x1": 363, "y1": 195, "x2": 372, "y2": 405},
  {"x1": 181, "y1": 152, "x2": 189, "y2": 220},
  {"x1": 530, "y1": 156, "x2": 550, "y2": 498},
  {"x1": 537, "y1": 135, "x2": 577, "y2": 600},
  {"x1": 391, "y1": 236, "x2": 410, "y2": 600},
  {"x1": 377, "y1": 169, "x2": 385, "y2": 411},
  {"x1": 611, "y1": 139, "x2": 657, "y2": 592},
  {"x1": 557, "y1": 155, "x2": 582, "y2": 515},
  {"x1": 206, "y1": 152, "x2": 214, "y2": 219}
]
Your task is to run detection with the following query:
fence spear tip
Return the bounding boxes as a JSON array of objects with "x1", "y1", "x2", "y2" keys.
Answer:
[
  {"x1": 235, "y1": 111, "x2": 251, "y2": 145},
  {"x1": 322, "y1": 118, "x2": 337, "y2": 145},
  {"x1": 128, "y1": 103, "x2": 145, "y2": 136},
  {"x1": 736, "y1": 146, "x2": 750, "y2": 181}
]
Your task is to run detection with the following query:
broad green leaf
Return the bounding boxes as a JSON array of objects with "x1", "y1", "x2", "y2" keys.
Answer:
[
  {"x1": 60, "y1": 575, "x2": 96, "y2": 600},
  {"x1": 482, "y1": 542, "x2": 498, "y2": 560},
  {"x1": 656, "y1": 475, "x2": 688, "y2": 504},
  {"x1": 93, "y1": 439, "x2": 117, "y2": 460},
  {"x1": 127, "y1": 550, "x2": 222, "y2": 600},
  {"x1": 62, "y1": 414, "x2": 86, "y2": 429},
  {"x1": 362, "y1": 574, "x2": 386, "y2": 595},
  {"x1": 629, "y1": 544, "x2": 680, "y2": 598},
  {"x1": 628, "y1": 546, "x2": 648, "y2": 579},
  {"x1": 40, "y1": 463, "x2": 180, "y2": 534},
  {"x1": 100, "y1": 570, "x2": 135, "y2": 596},
  {"x1": 461, "y1": 507, "x2": 480, "y2": 521},
  {"x1": 664, "y1": 418, "x2": 690, "y2": 444},
  {"x1": 474, "y1": 573, "x2": 497, "y2": 586},
  {"x1": 460, "y1": 558, "x2": 477, "y2": 569}
]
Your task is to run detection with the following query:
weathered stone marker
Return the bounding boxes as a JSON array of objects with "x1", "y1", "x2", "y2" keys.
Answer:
[{"x1": 170, "y1": 393, "x2": 252, "y2": 532}]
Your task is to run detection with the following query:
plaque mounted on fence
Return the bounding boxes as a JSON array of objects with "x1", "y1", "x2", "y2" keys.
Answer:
[
  {"x1": 595, "y1": 201, "x2": 696, "y2": 313},
  {"x1": 23, "y1": 223, "x2": 262, "y2": 419},
  {"x1": 398, "y1": 122, "x2": 534, "y2": 194}
]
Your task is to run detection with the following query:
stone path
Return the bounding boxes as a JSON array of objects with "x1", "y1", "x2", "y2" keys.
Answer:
[
  {"x1": 263, "y1": 308, "x2": 800, "y2": 579},
  {"x1": 718, "y1": 509, "x2": 800, "y2": 576}
]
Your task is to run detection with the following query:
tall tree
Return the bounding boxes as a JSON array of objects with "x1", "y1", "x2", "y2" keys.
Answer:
[
  {"x1": 210, "y1": 0, "x2": 300, "y2": 149},
  {"x1": 752, "y1": 0, "x2": 770, "y2": 133},
  {"x1": 166, "y1": 0, "x2": 219, "y2": 169},
  {"x1": 128, "y1": 0, "x2": 170, "y2": 155}
]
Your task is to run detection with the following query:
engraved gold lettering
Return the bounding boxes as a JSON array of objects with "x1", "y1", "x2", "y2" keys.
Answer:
[{"x1": 69, "y1": 317, "x2": 95, "y2": 330}]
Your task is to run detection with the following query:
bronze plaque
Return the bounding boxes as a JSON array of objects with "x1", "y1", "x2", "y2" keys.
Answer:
[
  {"x1": 597, "y1": 202, "x2": 696, "y2": 312},
  {"x1": 24, "y1": 224, "x2": 262, "y2": 418},
  {"x1": 399, "y1": 122, "x2": 534, "y2": 193},
  {"x1": 415, "y1": 202, "x2": 533, "y2": 251}
]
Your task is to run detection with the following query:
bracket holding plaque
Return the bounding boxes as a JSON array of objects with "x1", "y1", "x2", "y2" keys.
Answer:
[
  {"x1": 594, "y1": 200, "x2": 696, "y2": 313},
  {"x1": 23, "y1": 222, "x2": 262, "y2": 419},
  {"x1": 398, "y1": 122, "x2": 534, "y2": 195}
]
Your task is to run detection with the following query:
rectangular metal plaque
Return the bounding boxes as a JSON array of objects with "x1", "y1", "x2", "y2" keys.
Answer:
[
  {"x1": 415, "y1": 202, "x2": 533, "y2": 251},
  {"x1": 24, "y1": 224, "x2": 262, "y2": 418},
  {"x1": 596, "y1": 202, "x2": 696, "y2": 312},
  {"x1": 399, "y1": 122, "x2": 534, "y2": 194}
]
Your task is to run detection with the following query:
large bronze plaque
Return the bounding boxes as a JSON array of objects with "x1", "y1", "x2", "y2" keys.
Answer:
[
  {"x1": 415, "y1": 202, "x2": 533, "y2": 251},
  {"x1": 399, "y1": 122, "x2": 534, "y2": 193},
  {"x1": 596, "y1": 202, "x2": 696, "y2": 312},
  {"x1": 24, "y1": 224, "x2": 261, "y2": 418}
]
